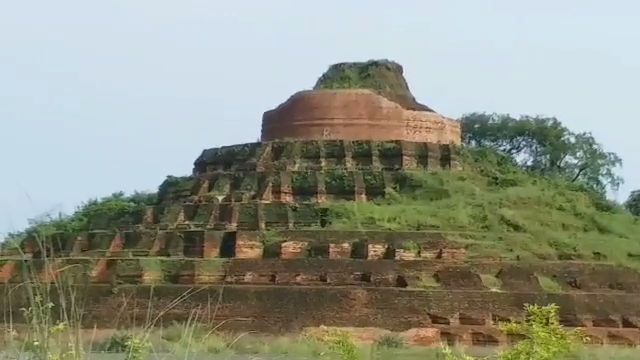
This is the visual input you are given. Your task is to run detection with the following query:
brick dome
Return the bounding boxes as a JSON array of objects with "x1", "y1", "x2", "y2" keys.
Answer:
[{"x1": 261, "y1": 89, "x2": 461, "y2": 144}]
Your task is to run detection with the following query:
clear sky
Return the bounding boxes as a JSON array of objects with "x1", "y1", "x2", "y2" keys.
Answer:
[{"x1": 1, "y1": 1, "x2": 638, "y2": 238}]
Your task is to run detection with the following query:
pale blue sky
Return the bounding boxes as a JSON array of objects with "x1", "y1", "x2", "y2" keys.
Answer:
[{"x1": 1, "y1": 1, "x2": 639, "y2": 237}]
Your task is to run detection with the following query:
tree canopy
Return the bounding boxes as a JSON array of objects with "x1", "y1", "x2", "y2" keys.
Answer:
[
  {"x1": 461, "y1": 113, "x2": 623, "y2": 194},
  {"x1": 626, "y1": 190, "x2": 640, "y2": 216},
  {"x1": 4, "y1": 191, "x2": 156, "y2": 246}
]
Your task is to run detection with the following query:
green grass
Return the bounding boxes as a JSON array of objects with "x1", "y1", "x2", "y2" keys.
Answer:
[
  {"x1": 480, "y1": 274, "x2": 503, "y2": 292},
  {"x1": 415, "y1": 275, "x2": 440, "y2": 289},
  {"x1": 537, "y1": 275, "x2": 564, "y2": 293},
  {"x1": 326, "y1": 149, "x2": 640, "y2": 267}
]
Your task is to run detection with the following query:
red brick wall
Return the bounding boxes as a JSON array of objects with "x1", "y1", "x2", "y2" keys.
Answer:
[{"x1": 261, "y1": 90, "x2": 461, "y2": 144}]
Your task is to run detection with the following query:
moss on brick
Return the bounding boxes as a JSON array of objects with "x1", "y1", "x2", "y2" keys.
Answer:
[
  {"x1": 324, "y1": 170, "x2": 355, "y2": 195},
  {"x1": 323, "y1": 141, "x2": 345, "y2": 160},
  {"x1": 291, "y1": 171, "x2": 318, "y2": 195},
  {"x1": 352, "y1": 140, "x2": 373, "y2": 158},
  {"x1": 314, "y1": 60, "x2": 434, "y2": 112}
]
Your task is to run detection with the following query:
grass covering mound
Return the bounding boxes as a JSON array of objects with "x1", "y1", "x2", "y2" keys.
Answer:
[
  {"x1": 313, "y1": 59, "x2": 434, "y2": 112},
  {"x1": 326, "y1": 148, "x2": 640, "y2": 266}
]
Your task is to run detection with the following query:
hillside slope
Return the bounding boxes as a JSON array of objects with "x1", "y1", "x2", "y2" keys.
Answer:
[{"x1": 326, "y1": 148, "x2": 640, "y2": 266}]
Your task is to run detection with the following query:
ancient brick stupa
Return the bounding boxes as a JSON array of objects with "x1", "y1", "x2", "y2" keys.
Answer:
[
  {"x1": 4, "y1": 60, "x2": 640, "y2": 347},
  {"x1": 261, "y1": 60, "x2": 460, "y2": 144}
]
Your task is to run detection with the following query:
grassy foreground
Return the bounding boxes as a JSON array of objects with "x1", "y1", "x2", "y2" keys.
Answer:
[
  {"x1": 4, "y1": 255, "x2": 639, "y2": 360},
  {"x1": 1, "y1": 324, "x2": 638, "y2": 359}
]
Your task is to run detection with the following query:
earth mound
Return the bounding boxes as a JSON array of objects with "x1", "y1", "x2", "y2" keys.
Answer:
[{"x1": 313, "y1": 59, "x2": 434, "y2": 112}]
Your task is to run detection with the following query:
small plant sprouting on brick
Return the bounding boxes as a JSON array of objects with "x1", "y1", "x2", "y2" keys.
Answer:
[
  {"x1": 377, "y1": 141, "x2": 402, "y2": 158},
  {"x1": 351, "y1": 140, "x2": 372, "y2": 158},
  {"x1": 400, "y1": 240, "x2": 420, "y2": 255},
  {"x1": 375, "y1": 333, "x2": 405, "y2": 349},
  {"x1": 498, "y1": 304, "x2": 586, "y2": 360}
]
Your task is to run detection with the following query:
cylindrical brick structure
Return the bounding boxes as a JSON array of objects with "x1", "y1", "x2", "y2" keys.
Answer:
[{"x1": 261, "y1": 89, "x2": 461, "y2": 144}]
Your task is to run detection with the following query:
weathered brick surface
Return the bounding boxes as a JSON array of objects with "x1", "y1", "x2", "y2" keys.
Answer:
[
  {"x1": 3, "y1": 284, "x2": 639, "y2": 338},
  {"x1": 261, "y1": 90, "x2": 461, "y2": 144},
  {"x1": 0, "y1": 262, "x2": 16, "y2": 283},
  {"x1": 329, "y1": 243, "x2": 352, "y2": 259},
  {"x1": 367, "y1": 243, "x2": 387, "y2": 260},
  {"x1": 435, "y1": 268, "x2": 485, "y2": 290},
  {"x1": 235, "y1": 232, "x2": 264, "y2": 259},
  {"x1": 399, "y1": 328, "x2": 441, "y2": 346},
  {"x1": 281, "y1": 241, "x2": 308, "y2": 259},
  {"x1": 395, "y1": 249, "x2": 419, "y2": 260}
]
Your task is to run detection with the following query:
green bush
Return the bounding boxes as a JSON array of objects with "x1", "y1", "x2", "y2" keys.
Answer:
[
  {"x1": 443, "y1": 304, "x2": 585, "y2": 360},
  {"x1": 376, "y1": 334, "x2": 405, "y2": 349},
  {"x1": 5, "y1": 191, "x2": 156, "y2": 244},
  {"x1": 499, "y1": 304, "x2": 584, "y2": 360}
]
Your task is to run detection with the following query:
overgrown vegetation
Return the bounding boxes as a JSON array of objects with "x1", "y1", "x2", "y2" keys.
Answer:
[
  {"x1": 4, "y1": 191, "x2": 157, "y2": 247},
  {"x1": 480, "y1": 274, "x2": 503, "y2": 292},
  {"x1": 326, "y1": 147, "x2": 640, "y2": 266},
  {"x1": 537, "y1": 275, "x2": 564, "y2": 294},
  {"x1": 625, "y1": 190, "x2": 640, "y2": 216},
  {"x1": 1, "y1": 245, "x2": 637, "y2": 360},
  {"x1": 500, "y1": 304, "x2": 585, "y2": 360},
  {"x1": 376, "y1": 333, "x2": 405, "y2": 349},
  {"x1": 313, "y1": 59, "x2": 433, "y2": 111},
  {"x1": 442, "y1": 304, "x2": 585, "y2": 360},
  {"x1": 461, "y1": 113, "x2": 622, "y2": 194}
]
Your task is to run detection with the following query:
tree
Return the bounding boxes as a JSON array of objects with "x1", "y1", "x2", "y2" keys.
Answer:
[
  {"x1": 461, "y1": 113, "x2": 623, "y2": 193},
  {"x1": 499, "y1": 304, "x2": 585, "y2": 360},
  {"x1": 626, "y1": 190, "x2": 640, "y2": 216},
  {"x1": 4, "y1": 191, "x2": 157, "y2": 245},
  {"x1": 441, "y1": 304, "x2": 584, "y2": 360}
]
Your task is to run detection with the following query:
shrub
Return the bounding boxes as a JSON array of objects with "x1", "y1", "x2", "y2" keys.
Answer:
[
  {"x1": 376, "y1": 333, "x2": 405, "y2": 349},
  {"x1": 499, "y1": 304, "x2": 585, "y2": 360}
]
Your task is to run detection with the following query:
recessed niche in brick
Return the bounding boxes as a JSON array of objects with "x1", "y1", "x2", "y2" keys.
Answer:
[
  {"x1": 350, "y1": 240, "x2": 367, "y2": 259},
  {"x1": 262, "y1": 240, "x2": 282, "y2": 259},
  {"x1": 565, "y1": 276, "x2": 581, "y2": 289},
  {"x1": 378, "y1": 141, "x2": 402, "y2": 170},
  {"x1": 459, "y1": 313, "x2": 486, "y2": 326},
  {"x1": 182, "y1": 231, "x2": 204, "y2": 258},
  {"x1": 219, "y1": 232, "x2": 237, "y2": 258},
  {"x1": 217, "y1": 204, "x2": 233, "y2": 226},
  {"x1": 471, "y1": 332, "x2": 499, "y2": 346},
  {"x1": 237, "y1": 204, "x2": 260, "y2": 230},
  {"x1": 607, "y1": 333, "x2": 634, "y2": 347},
  {"x1": 622, "y1": 317, "x2": 638, "y2": 328},
  {"x1": 262, "y1": 203, "x2": 289, "y2": 229},
  {"x1": 308, "y1": 243, "x2": 330, "y2": 258},
  {"x1": 383, "y1": 246, "x2": 396, "y2": 259},
  {"x1": 182, "y1": 204, "x2": 198, "y2": 222},
  {"x1": 395, "y1": 275, "x2": 408, "y2": 288},
  {"x1": 428, "y1": 313, "x2": 450, "y2": 325},
  {"x1": 323, "y1": 141, "x2": 346, "y2": 167},
  {"x1": 592, "y1": 317, "x2": 619, "y2": 328},
  {"x1": 608, "y1": 281, "x2": 625, "y2": 291},
  {"x1": 121, "y1": 231, "x2": 139, "y2": 250},
  {"x1": 559, "y1": 314, "x2": 584, "y2": 327},
  {"x1": 440, "y1": 332, "x2": 457, "y2": 346},
  {"x1": 355, "y1": 272, "x2": 371, "y2": 283},
  {"x1": 291, "y1": 171, "x2": 318, "y2": 197},
  {"x1": 439, "y1": 144, "x2": 452, "y2": 169},
  {"x1": 362, "y1": 170, "x2": 385, "y2": 199},
  {"x1": 318, "y1": 208, "x2": 330, "y2": 228},
  {"x1": 271, "y1": 141, "x2": 288, "y2": 161}
]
